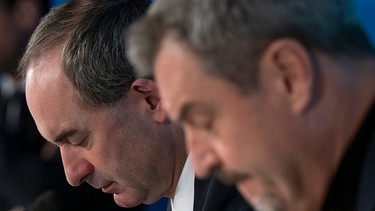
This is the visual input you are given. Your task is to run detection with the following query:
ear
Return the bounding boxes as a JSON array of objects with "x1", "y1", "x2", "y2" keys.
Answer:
[
  {"x1": 260, "y1": 38, "x2": 314, "y2": 113},
  {"x1": 130, "y1": 78, "x2": 169, "y2": 123}
]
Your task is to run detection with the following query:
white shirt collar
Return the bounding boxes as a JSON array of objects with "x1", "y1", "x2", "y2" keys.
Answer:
[{"x1": 171, "y1": 155, "x2": 195, "y2": 211}]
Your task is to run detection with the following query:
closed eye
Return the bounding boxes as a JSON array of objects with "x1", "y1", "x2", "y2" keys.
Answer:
[
  {"x1": 72, "y1": 133, "x2": 91, "y2": 147},
  {"x1": 179, "y1": 103, "x2": 215, "y2": 131}
]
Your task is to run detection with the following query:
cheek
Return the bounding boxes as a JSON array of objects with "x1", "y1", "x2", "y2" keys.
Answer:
[
  {"x1": 218, "y1": 142, "x2": 252, "y2": 173},
  {"x1": 222, "y1": 104, "x2": 274, "y2": 164},
  {"x1": 106, "y1": 138, "x2": 129, "y2": 170},
  {"x1": 215, "y1": 120, "x2": 266, "y2": 175},
  {"x1": 86, "y1": 131, "x2": 124, "y2": 173},
  {"x1": 215, "y1": 119, "x2": 251, "y2": 156}
]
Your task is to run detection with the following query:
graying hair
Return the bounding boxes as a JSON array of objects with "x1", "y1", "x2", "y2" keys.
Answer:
[
  {"x1": 127, "y1": 0, "x2": 375, "y2": 94},
  {"x1": 63, "y1": 0, "x2": 150, "y2": 107},
  {"x1": 18, "y1": 0, "x2": 150, "y2": 107}
]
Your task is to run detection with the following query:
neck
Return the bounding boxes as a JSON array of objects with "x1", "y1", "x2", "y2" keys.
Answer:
[
  {"x1": 309, "y1": 54, "x2": 375, "y2": 210},
  {"x1": 164, "y1": 124, "x2": 188, "y2": 199},
  {"x1": 326, "y1": 56, "x2": 375, "y2": 170}
]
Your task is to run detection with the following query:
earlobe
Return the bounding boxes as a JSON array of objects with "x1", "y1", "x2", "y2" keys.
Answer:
[
  {"x1": 153, "y1": 109, "x2": 170, "y2": 124},
  {"x1": 261, "y1": 38, "x2": 314, "y2": 113},
  {"x1": 131, "y1": 78, "x2": 169, "y2": 123}
]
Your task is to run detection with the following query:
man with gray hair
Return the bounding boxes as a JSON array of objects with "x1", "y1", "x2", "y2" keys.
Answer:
[
  {"x1": 127, "y1": 0, "x2": 375, "y2": 210},
  {"x1": 20, "y1": 0, "x2": 252, "y2": 210}
]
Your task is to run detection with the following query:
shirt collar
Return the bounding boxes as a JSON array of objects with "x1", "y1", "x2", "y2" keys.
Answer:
[{"x1": 171, "y1": 155, "x2": 195, "y2": 211}]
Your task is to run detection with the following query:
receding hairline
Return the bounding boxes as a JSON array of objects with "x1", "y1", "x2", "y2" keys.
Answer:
[
  {"x1": 23, "y1": 41, "x2": 68, "y2": 78},
  {"x1": 24, "y1": 43, "x2": 98, "y2": 112}
]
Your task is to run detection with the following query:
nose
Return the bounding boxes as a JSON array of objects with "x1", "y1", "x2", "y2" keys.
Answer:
[
  {"x1": 60, "y1": 146, "x2": 94, "y2": 187},
  {"x1": 184, "y1": 125, "x2": 220, "y2": 179}
]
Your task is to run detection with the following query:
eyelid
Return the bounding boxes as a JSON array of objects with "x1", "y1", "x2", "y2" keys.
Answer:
[
  {"x1": 178, "y1": 103, "x2": 215, "y2": 131},
  {"x1": 184, "y1": 109, "x2": 214, "y2": 131},
  {"x1": 190, "y1": 114, "x2": 213, "y2": 130},
  {"x1": 43, "y1": 137, "x2": 61, "y2": 147},
  {"x1": 71, "y1": 133, "x2": 90, "y2": 147},
  {"x1": 54, "y1": 129, "x2": 77, "y2": 143}
]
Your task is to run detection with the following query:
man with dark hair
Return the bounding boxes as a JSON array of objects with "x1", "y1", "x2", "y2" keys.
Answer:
[
  {"x1": 127, "y1": 0, "x2": 375, "y2": 210},
  {"x1": 1, "y1": 0, "x2": 142, "y2": 210},
  {"x1": 20, "y1": 0, "x2": 252, "y2": 210}
]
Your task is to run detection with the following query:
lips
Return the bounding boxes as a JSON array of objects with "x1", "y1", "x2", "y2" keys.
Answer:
[
  {"x1": 214, "y1": 170, "x2": 249, "y2": 186},
  {"x1": 101, "y1": 182, "x2": 115, "y2": 193}
]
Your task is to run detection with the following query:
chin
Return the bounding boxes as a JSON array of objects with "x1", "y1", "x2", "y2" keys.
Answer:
[
  {"x1": 236, "y1": 176, "x2": 256, "y2": 204},
  {"x1": 237, "y1": 179, "x2": 285, "y2": 211},
  {"x1": 251, "y1": 197, "x2": 285, "y2": 211},
  {"x1": 113, "y1": 192, "x2": 144, "y2": 208}
]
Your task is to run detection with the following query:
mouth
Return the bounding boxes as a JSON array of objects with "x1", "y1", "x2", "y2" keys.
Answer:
[
  {"x1": 214, "y1": 170, "x2": 249, "y2": 186},
  {"x1": 101, "y1": 182, "x2": 115, "y2": 193}
]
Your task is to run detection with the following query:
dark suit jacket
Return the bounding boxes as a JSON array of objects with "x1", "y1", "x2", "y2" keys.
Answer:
[
  {"x1": 323, "y1": 101, "x2": 375, "y2": 211},
  {"x1": 356, "y1": 119, "x2": 375, "y2": 211},
  {"x1": 168, "y1": 176, "x2": 252, "y2": 211},
  {"x1": 193, "y1": 177, "x2": 253, "y2": 211}
]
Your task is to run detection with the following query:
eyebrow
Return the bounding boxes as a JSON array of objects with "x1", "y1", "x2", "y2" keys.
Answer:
[{"x1": 53, "y1": 129, "x2": 77, "y2": 143}]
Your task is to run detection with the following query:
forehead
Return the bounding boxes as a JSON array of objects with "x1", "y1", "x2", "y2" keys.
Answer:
[
  {"x1": 25, "y1": 47, "x2": 81, "y2": 141},
  {"x1": 153, "y1": 37, "x2": 206, "y2": 117},
  {"x1": 153, "y1": 36, "x2": 251, "y2": 120},
  {"x1": 154, "y1": 36, "x2": 245, "y2": 124},
  {"x1": 26, "y1": 48, "x2": 65, "y2": 94}
]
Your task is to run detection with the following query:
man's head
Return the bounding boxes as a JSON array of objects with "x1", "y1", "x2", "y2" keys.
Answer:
[
  {"x1": 0, "y1": 0, "x2": 49, "y2": 75},
  {"x1": 127, "y1": 0, "x2": 375, "y2": 210},
  {"x1": 20, "y1": 0, "x2": 186, "y2": 208}
]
